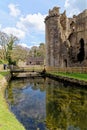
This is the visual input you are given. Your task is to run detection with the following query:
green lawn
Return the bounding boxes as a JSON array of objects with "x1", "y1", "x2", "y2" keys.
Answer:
[
  {"x1": 0, "y1": 71, "x2": 9, "y2": 78},
  {"x1": 0, "y1": 71, "x2": 25, "y2": 130},
  {"x1": 49, "y1": 72, "x2": 87, "y2": 82}
]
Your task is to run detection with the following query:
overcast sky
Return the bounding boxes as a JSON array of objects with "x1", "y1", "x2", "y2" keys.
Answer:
[{"x1": 0, "y1": 0, "x2": 87, "y2": 48}]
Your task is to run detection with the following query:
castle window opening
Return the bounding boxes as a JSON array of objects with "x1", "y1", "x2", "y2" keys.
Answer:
[
  {"x1": 64, "y1": 59, "x2": 67, "y2": 67},
  {"x1": 77, "y1": 38, "x2": 85, "y2": 63}
]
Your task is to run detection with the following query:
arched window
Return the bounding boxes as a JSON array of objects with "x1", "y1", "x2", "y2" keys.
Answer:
[
  {"x1": 70, "y1": 21, "x2": 75, "y2": 31},
  {"x1": 80, "y1": 38, "x2": 84, "y2": 48},
  {"x1": 77, "y1": 38, "x2": 85, "y2": 63},
  {"x1": 64, "y1": 59, "x2": 67, "y2": 67}
]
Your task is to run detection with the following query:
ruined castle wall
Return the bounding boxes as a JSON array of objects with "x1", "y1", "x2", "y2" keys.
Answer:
[
  {"x1": 45, "y1": 7, "x2": 87, "y2": 67},
  {"x1": 76, "y1": 10, "x2": 87, "y2": 63},
  {"x1": 76, "y1": 10, "x2": 87, "y2": 42}
]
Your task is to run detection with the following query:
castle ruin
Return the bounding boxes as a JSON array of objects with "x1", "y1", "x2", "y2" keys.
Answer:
[{"x1": 45, "y1": 7, "x2": 87, "y2": 67}]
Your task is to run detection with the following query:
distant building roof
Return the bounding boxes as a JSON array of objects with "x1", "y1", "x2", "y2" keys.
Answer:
[{"x1": 26, "y1": 56, "x2": 44, "y2": 65}]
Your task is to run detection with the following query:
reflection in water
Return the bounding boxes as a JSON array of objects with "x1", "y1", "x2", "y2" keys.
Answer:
[
  {"x1": 6, "y1": 78, "x2": 46, "y2": 130},
  {"x1": 6, "y1": 77, "x2": 87, "y2": 130},
  {"x1": 46, "y1": 78, "x2": 87, "y2": 130}
]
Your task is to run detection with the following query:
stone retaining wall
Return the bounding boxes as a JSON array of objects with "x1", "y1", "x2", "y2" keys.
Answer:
[
  {"x1": 46, "y1": 67, "x2": 87, "y2": 73},
  {"x1": 0, "y1": 73, "x2": 11, "y2": 90},
  {"x1": 0, "y1": 78, "x2": 7, "y2": 90},
  {"x1": 0, "y1": 65, "x2": 3, "y2": 70},
  {"x1": 46, "y1": 73, "x2": 87, "y2": 87}
]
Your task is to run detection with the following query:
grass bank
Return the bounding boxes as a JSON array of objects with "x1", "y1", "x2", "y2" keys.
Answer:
[
  {"x1": 0, "y1": 71, "x2": 25, "y2": 130},
  {"x1": 0, "y1": 71, "x2": 9, "y2": 79},
  {"x1": 48, "y1": 72, "x2": 87, "y2": 82}
]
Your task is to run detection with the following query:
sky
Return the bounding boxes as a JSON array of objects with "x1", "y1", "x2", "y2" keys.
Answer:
[{"x1": 0, "y1": 0, "x2": 87, "y2": 48}]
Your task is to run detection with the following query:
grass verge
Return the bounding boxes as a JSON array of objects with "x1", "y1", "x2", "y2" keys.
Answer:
[
  {"x1": 49, "y1": 72, "x2": 87, "y2": 82},
  {"x1": 0, "y1": 71, "x2": 25, "y2": 130},
  {"x1": 0, "y1": 71, "x2": 9, "y2": 79}
]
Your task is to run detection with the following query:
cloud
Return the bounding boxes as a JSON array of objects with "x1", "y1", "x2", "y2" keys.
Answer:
[
  {"x1": 67, "y1": 9, "x2": 80, "y2": 17},
  {"x1": 8, "y1": 3, "x2": 21, "y2": 17},
  {"x1": 64, "y1": 0, "x2": 70, "y2": 8},
  {"x1": 64, "y1": 0, "x2": 87, "y2": 17},
  {"x1": 2, "y1": 27, "x2": 25, "y2": 39},
  {"x1": 1, "y1": 4, "x2": 46, "y2": 46},
  {"x1": 18, "y1": 43, "x2": 30, "y2": 48},
  {"x1": 0, "y1": 45, "x2": 2, "y2": 49},
  {"x1": 18, "y1": 42, "x2": 40, "y2": 48},
  {"x1": 31, "y1": 41, "x2": 41, "y2": 46},
  {"x1": 16, "y1": 13, "x2": 46, "y2": 32},
  {"x1": 0, "y1": 24, "x2": 2, "y2": 29}
]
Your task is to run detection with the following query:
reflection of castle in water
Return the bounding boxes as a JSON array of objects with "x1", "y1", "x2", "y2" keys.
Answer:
[{"x1": 46, "y1": 78, "x2": 87, "y2": 130}]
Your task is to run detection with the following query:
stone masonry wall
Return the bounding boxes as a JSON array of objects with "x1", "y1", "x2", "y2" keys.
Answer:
[{"x1": 45, "y1": 7, "x2": 87, "y2": 67}]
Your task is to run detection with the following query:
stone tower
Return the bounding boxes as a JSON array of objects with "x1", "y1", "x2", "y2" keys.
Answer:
[
  {"x1": 45, "y1": 7, "x2": 62, "y2": 67},
  {"x1": 45, "y1": 7, "x2": 68, "y2": 67},
  {"x1": 45, "y1": 7, "x2": 87, "y2": 67}
]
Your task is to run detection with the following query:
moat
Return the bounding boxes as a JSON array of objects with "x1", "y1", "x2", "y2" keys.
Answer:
[{"x1": 6, "y1": 76, "x2": 87, "y2": 130}]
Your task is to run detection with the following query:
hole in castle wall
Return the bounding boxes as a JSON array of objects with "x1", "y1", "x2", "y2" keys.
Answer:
[
  {"x1": 68, "y1": 33, "x2": 76, "y2": 46},
  {"x1": 64, "y1": 59, "x2": 67, "y2": 67},
  {"x1": 77, "y1": 38, "x2": 85, "y2": 63},
  {"x1": 70, "y1": 21, "x2": 75, "y2": 31}
]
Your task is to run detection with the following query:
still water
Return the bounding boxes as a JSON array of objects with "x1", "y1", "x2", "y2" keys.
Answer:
[{"x1": 6, "y1": 77, "x2": 87, "y2": 130}]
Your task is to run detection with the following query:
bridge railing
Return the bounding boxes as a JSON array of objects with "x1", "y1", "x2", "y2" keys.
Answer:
[{"x1": 46, "y1": 67, "x2": 87, "y2": 73}]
